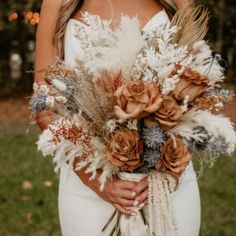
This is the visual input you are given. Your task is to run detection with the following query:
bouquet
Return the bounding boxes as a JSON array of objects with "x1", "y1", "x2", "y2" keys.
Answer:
[{"x1": 30, "y1": 6, "x2": 236, "y2": 236}]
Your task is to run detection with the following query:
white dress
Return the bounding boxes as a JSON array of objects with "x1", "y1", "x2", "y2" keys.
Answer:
[{"x1": 59, "y1": 10, "x2": 201, "y2": 236}]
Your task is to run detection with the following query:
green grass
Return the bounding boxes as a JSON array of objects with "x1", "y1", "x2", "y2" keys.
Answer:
[
  {"x1": 0, "y1": 133, "x2": 60, "y2": 236},
  {"x1": 0, "y1": 132, "x2": 235, "y2": 236}
]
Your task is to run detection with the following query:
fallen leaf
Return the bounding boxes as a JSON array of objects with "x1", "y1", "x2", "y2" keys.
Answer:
[
  {"x1": 21, "y1": 196, "x2": 32, "y2": 201},
  {"x1": 26, "y1": 212, "x2": 32, "y2": 224},
  {"x1": 22, "y1": 180, "x2": 32, "y2": 190},
  {"x1": 43, "y1": 181, "x2": 53, "y2": 188}
]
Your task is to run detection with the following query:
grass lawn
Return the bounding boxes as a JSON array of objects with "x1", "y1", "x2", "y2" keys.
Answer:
[{"x1": 0, "y1": 131, "x2": 235, "y2": 236}]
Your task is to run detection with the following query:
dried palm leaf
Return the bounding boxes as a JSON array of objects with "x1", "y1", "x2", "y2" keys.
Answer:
[{"x1": 170, "y1": 5, "x2": 210, "y2": 48}]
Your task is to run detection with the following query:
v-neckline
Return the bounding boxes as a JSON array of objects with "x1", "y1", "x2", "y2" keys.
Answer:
[{"x1": 69, "y1": 9, "x2": 166, "y2": 31}]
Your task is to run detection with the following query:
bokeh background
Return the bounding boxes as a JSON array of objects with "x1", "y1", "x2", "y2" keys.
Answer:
[{"x1": 0, "y1": 0, "x2": 235, "y2": 235}]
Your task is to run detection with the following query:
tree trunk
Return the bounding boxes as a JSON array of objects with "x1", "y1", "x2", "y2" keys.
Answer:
[{"x1": 215, "y1": 0, "x2": 225, "y2": 53}]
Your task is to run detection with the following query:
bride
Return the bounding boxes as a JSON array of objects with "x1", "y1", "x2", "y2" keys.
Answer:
[{"x1": 35, "y1": 0, "x2": 201, "y2": 235}]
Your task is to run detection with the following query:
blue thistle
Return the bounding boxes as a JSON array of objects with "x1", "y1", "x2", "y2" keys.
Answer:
[
  {"x1": 204, "y1": 89, "x2": 234, "y2": 99},
  {"x1": 29, "y1": 94, "x2": 47, "y2": 114},
  {"x1": 134, "y1": 164, "x2": 152, "y2": 174},
  {"x1": 208, "y1": 137, "x2": 229, "y2": 155},
  {"x1": 141, "y1": 148, "x2": 161, "y2": 168},
  {"x1": 141, "y1": 125, "x2": 167, "y2": 149}
]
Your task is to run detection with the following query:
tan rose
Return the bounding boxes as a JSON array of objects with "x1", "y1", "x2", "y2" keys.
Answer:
[
  {"x1": 151, "y1": 95, "x2": 183, "y2": 128},
  {"x1": 173, "y1": 67, "x2": 209, "y2": 102},
  {"x1": 106, "y1": 127, "x2": 144, "y2": 171},
  {"x1": 156, "y1": 135, "x2": 191, "y2": 178},
  {"x1": 113, "y1": 80, "x2": 163, "y2": 120}
]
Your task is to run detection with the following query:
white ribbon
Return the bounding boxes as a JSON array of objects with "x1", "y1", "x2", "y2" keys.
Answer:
[{"x1": 118, "y1": 172, "x2": 149, "y2": 236}]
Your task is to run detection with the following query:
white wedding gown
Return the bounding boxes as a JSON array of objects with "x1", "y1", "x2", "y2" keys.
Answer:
[{"x1": 59, "y1": 10, "x2": 201, "y2": 236}]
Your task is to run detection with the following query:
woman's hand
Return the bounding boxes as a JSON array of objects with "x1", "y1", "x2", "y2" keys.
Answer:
[
  {"x1": 132, "y1": 177, "x2": 148, "y2": 209},
  {"x1": 75, "y1": 167, "x2": 139, "y2": 216},
  {"x1": 97, "y1": 176, "x2": 139, "y2": 216}
]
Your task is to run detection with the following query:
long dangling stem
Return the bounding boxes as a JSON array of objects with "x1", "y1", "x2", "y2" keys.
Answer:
[{"x1": 102, "y1": 209, "x2": 117, "y2": 232}]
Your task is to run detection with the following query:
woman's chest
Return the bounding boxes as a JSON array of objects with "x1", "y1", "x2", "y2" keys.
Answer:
[{"x1": 72, "y1": 0, "x2": 163, "y2": 29}]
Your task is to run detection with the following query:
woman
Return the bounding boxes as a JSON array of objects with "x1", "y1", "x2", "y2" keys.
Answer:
[{"x1": 35, "y1": 0, "x2": 200, "y2": 235}]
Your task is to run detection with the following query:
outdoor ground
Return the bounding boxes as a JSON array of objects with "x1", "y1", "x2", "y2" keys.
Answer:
[{"x1": 0, "y1": 95, "x2": 235, "y2": 236}]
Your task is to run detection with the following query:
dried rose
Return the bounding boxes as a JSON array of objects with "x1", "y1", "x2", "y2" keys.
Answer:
[
  {"x1": 156, "y1": 135, "x2": 191, "y2": 178},
  {"x1": 173, "y1": 67, "x2": 209, "y2": 102},
  {"x1": 106, "y1": 127, "x2": 144, "y2": 171},
  {"x1": 113, "y1": 80, "x2": 163, "y2": 120},
  {"x1": 151, "y1": 95, "x2": 183, "y2": 128}
]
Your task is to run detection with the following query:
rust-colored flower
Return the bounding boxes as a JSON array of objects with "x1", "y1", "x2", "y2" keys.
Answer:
[
  {"x1": 156, "y1": 135, "x2": 191, "y2": 178},
  {"x1": 106, "y1": 128, "x2": 144, "y2": 171},
  {"x1": 173, "y1": 67, "x2": 209, "y2": 102},
  {"x1": 151, "y1": 95, "x2": 183, "y2": 128},
  {"x1": 113, "y1": 80, "x2": 163, "y2": 120}
]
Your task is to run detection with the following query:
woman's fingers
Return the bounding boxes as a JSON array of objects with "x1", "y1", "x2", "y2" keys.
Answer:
[
  {"x1": 119, "y1": 189, "x2": 137, "y2": 200},
  {"x1": 117, "y1": 198, "x2": 134, "y2": 207},
  {"x1": 135, "y1": 188, "x2": 148, "y2": 203},
  {"x1": 113, "y1": 203, "x2": 136, "y2": 216},
  {"x1": 119, "y1": 179, "x2": 137, "y2": 190},
  {"x1": 139, "y1": 199, "x2": 148, "y2": 209},
  {"x1": 132, "y1": 177, "x2": 148, "y2": 195}
]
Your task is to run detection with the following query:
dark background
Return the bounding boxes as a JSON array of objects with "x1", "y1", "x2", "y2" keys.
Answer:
[{"x1": 0, "y1": 0, "x2": 235, "y2": 98}]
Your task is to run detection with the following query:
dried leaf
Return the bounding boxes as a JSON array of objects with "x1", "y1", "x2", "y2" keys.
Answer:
[
  {"x1": 43, "y1": 181, "x2": 53, "y2": 188},
  {"x1": 26, "y1": 212, "x2": 33, "y2": 224},
  {"x1": 22, "y1": 180, "x2": 32, "y2": 190},
  {"x1": 170, "y1": 5, "x2": 210, "y2": 48},
  {"x1": 21, "y1": 196, "x2": 32, "y2": 201}
]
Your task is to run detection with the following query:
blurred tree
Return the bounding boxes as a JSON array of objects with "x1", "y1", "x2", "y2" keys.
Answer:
[
  {"x1": 0, "y1": 0, "x2": 235, "y2": 98},
  {"x1": 0, "y1": 0, "x2": 41, "y2": 97},
  {"x1": 199, "y1": 0, "x2": 236, "y2": 83}
]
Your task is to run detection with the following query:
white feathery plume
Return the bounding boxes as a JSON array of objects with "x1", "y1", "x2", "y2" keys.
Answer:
[
  {"x1": 52, "y1": 78, "x2": 67, "y2": 92},
  {"x1": 74, "y1": 13, "x2": 144, "y2": 76},
  {"x1": 37, "y1": 129, "x2": 57, "y2": 156},
  {"x1": 189, "y1": 42, "x2": 224, "y2": 87},
  {"x1": 171, "y1": 109, "x2": 236, "y2": 154}
]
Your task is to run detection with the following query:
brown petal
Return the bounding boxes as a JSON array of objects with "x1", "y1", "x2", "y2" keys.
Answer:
[
  {"x1": 107, "y1": 154, "x2": 124, "y2": 167},
  {"x1": 113, "y1": 103, "x2": 146, "y2": 120}
]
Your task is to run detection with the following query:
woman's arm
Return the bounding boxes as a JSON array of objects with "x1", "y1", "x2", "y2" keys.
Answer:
[
  {"x1": 35, "y1": 0, "x2": 61, "y2": 83},
  {"x1": 34, "y1": 0, "x2": 63, "y2": 129}
]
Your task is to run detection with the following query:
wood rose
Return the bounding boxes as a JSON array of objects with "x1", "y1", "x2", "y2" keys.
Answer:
[
  {"x1": 173, "y1": 67, "x2": 209, "y2": 102},
  {"x1": 156, "y1": 135, "x2": 191, "y2": 178},
  {"x1": 106, "y1": 128, "x2": 144, "y2": 171},
  {"x1": 113, "y1": 80, "x2": 163, "y2": 120},
  {"x1": 151, "y1": 95, "x2": 183, "y2": 128}
]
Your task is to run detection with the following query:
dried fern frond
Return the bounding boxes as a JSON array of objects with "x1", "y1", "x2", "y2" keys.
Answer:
[{"x1": 170, "y1": 5, "x2": 210, "y2": 48}]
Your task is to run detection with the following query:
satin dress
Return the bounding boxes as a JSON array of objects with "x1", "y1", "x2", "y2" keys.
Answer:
[{"x1": 58, "y1": 10, "x2": 201, "y2": 236}]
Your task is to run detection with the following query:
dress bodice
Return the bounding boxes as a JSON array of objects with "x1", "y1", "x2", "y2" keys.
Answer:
[{"x1": 64, "y1": 10, "x2": 169, "y2": 67}]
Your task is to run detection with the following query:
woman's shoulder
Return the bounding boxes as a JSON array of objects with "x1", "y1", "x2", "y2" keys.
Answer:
[
  {"x1": 40, "y1": 0, "x2": 63, "y2": 17},
  {"x1": 41, "y1": 0, "x2": 63, "y2": 9},
  {"x1": 39, "y1": 0, "x2": 63, "y2": 28}
]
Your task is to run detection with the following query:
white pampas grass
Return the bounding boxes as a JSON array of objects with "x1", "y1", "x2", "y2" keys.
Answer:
[
  {"x1": 189, "y1": 42, "x2": 225, "y2": 87},
  {"x1": 51, "y1": 77, "x2": 67, "y2": 91},
  {"x1": 171, "y1": 109, "x2": 236, "y2": 154},
  {"x1": 37, "y1": 129, "x2": 57, "y2": 157},
  {"x1": 74, "y1": 13, "x2": 144, "y2": 76},
  {"x1": 45, "y1": 96, "x2": 55, "y2": 108}
]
